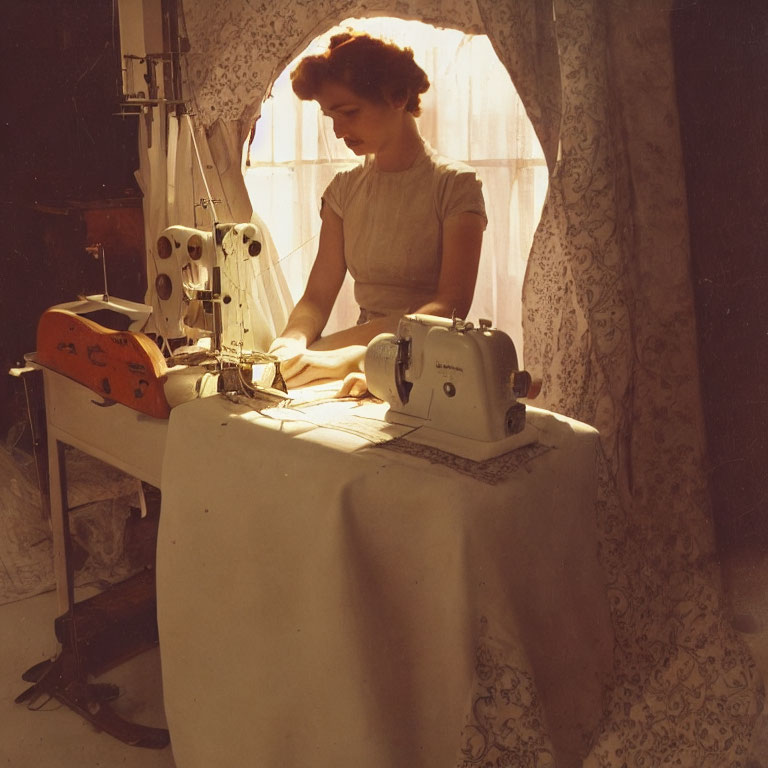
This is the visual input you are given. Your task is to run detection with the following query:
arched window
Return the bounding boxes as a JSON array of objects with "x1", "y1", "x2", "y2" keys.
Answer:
[{"x1": 245, "y1": 17, "x2": 547, "y2": 355}]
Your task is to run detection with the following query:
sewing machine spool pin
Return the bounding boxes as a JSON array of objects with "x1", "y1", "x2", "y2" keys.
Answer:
[{"x1": 85, "y1": 243, "x2": 109, "y2": 302}]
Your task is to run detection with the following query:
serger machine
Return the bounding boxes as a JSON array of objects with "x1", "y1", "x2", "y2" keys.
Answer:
[
  {"x1": 151, "y1": 221, "x2": 275, "y2": 359},
  {"x1": 32, "y1": 220, "x2": 288, "y2": 420},
  {"x1": 365, "y1": 314, "x2": 539, "y2": 459}
]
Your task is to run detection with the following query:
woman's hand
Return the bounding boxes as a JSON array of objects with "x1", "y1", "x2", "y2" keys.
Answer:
[
  {"x1": 271, "y1": 343, "x2": 366, "y2": 388},
  {"x1": 335, "y1": 372, "x2": 368, "y2": 398},
  {"x1": 268, "y1": 336, "x2": 307, "y2": 362}
]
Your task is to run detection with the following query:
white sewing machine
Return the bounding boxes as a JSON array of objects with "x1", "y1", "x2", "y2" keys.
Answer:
[
  {"x1": 365, "y1": 314, "x2": 539, "y2": 460},
  {"x1": 152, "y1": 222, "x2": 276, "y2": 359}
]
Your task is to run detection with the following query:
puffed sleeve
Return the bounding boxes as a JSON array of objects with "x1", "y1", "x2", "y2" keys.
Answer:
[
  {"x1": 321, "y1": 169, "x2": 348, "y2": 219},
  {"x1": 438, "y1": 167, "x2": 488, "y2": 229}
]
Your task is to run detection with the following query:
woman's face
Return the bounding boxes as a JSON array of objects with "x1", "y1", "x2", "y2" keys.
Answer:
[{"x1": 315, "y1": 80, "x2": 405, "y2": 157}]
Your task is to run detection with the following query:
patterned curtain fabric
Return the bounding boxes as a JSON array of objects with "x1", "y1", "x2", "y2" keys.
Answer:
[
  {"x1": 476, "y1": 0, "x2": 763, "y2": 765},
  {"x1": 179, "y1": 0, "x2": 485, "y2": 139},
  {"x1": 171, "y1": 0, "x2": 764, "y2": 764},
  {"x1": 473, "y1": 0, "x2": 561, "y2": 173}
]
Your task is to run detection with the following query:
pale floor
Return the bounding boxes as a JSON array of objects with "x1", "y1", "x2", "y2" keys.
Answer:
[
  {"x1": 0, "y1": 587, "x2": 176, "y2": 768},
  {"x1": 1, "y1": 561, "x2": 767, "y2": 767}
]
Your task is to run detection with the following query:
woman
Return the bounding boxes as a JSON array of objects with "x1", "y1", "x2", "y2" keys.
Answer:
[{"x1": 269, "y1": 32, "x2": 487, "y2": 388}]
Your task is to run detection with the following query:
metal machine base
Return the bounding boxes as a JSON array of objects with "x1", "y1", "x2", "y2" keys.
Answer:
[{"x1": 16, "y1": 654, "x2": 169, "y2": 749}]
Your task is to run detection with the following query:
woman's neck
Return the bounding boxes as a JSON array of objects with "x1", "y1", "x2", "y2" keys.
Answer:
[{"x1": 373, "y1": 114, "x2": 424, "y2": 172}]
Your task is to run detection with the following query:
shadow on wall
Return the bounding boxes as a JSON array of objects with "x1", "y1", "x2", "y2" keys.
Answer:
[
  {"x1": 2, "y1": 1, "x2": 142, "y2": 438},
  {"x1": 672, "y1": 0, "x2": 768, "y2": 555}
]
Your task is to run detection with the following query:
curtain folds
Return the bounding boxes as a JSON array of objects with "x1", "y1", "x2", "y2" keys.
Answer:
[
  {"x1": 153, "y1": 0, "x2": 763, "y2": 764},
  {"x1": 179, "y1": 0, "x2": 485, "y2": 143},
  {"x1": 476, "y1": 0, "x2": 762, "y2": 765},
  {"x1": 474, "y1": 0, "x2": 561, "y2": 173}
]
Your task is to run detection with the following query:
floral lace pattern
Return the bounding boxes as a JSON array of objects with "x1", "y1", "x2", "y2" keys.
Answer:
[
  {"x1": 175, "y1": 0, "x2": 764, "y2": 764},
  {"x1": 457, "y1": 618, "x2": 556, "y2": 768},
  {"x1": 476, "y1": 0, "x2": 764, "y2": 765},
  {"x1": 381, "y1": 438, "x2": 552, "y2": 485},
  {"x1": 0, "y1": 445, "x2": 142, "y2": 605},
  {"x1": 180, "y1": 0, "x2": 484, "y2": 138}
]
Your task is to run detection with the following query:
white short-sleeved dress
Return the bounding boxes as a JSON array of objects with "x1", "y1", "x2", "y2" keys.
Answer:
[{"x1": 322, "y1": 142, "x2": 487, "y2": 321}]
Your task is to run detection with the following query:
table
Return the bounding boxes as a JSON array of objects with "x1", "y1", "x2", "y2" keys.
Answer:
[
  {"x1": 157, "y1": 393, "x2": 613, "y2": 767},
  {"x1": 33, "y1": 363, "x2": 167, "y2": 610},
  {"x1": 14, "y1": 363, "x2": 170, "y2": 748}
]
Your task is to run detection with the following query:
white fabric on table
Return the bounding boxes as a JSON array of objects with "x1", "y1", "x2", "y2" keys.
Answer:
[{"x1": 157, "y1": 395, "x2": 613, "y2": 767}]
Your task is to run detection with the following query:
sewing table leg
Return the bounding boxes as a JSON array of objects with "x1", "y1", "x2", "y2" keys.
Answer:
[
  {"x1": 48, "y1": 438, "x2": 74, "y2": 616},
  {"x1": 15, "y1": 437, "x2": 169, "y2": 749}
]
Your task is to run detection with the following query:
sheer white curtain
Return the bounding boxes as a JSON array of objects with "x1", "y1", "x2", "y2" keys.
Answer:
[{"x1": 244, "y1": 17, "x2": 547, "y2": 355}]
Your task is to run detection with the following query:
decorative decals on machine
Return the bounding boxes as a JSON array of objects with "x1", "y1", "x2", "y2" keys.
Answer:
[
  {"x1": 87, "y1": 345, "x2": 107, "y2": 367},
  {"x1": 435, "y1": 361, "x2": 464, "y2": 373},
  {"x1": 36, "y1": 309, "x2": 172, "y2": 419}
]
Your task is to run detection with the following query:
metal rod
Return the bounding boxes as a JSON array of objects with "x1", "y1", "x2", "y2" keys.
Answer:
[
  {"x1": 100, "y1": 244, "x2": 110, "y2": 300},
  {"x1": 184, "y1": 112, "x2": 221, "y2": 356},
  {"x1": 184, "y1": 113, "x2": 218, "y2": 225}
]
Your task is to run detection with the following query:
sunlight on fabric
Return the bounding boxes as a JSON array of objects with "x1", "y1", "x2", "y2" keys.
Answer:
[{"x1": 244, "y1": 17, "x2": 548, "y2": 353}]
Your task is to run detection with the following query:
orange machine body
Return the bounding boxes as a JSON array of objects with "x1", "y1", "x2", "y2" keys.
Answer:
[{"x1": 36, "y1": 309, "x2": 171, "y2": 419}]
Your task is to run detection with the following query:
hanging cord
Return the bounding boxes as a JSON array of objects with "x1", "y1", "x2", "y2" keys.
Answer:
[
  {"x1": 181, "y1": 112, "x2": 224, "y2": 352},
  {"x1": 183, "y1": 113, "x2": 218, "y2": 225},
  {"x1": 258, "y1": 231, "x2": 319, "y2": 276}
]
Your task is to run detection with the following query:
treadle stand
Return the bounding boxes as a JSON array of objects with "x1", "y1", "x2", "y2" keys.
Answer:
[
  {"x1": 15, "y1": 438, "x2": 170, "y2": 749},
  {"x1": 15, "y1": 643, "x2": 169, "y2": 749}
]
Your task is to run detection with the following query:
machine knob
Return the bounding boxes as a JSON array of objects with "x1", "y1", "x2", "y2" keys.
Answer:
[
  {"x1": 155, "y1": 273, "x2": 173, "y2": 300},
  {"x1": 512, "y1": 370, "x2": 542, "y2": 399}
]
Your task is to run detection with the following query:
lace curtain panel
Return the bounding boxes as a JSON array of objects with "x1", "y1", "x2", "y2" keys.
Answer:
[
  {"x1": 244, "y1": 18, "x2": 547, "y2": 349},
  {"x1": 476, "y1": 0, "x2": 764, "y2": 765}
]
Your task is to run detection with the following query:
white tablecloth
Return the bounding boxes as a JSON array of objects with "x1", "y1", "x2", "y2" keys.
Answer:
[{"x1": 156, "y1": 394, "x2": 613, "y2": 768}]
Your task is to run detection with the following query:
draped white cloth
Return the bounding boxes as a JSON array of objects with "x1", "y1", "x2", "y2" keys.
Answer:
[
  {"x1": 157, "y1": 394, "x2": 613, "y2": 768},
  {"x1": 135, "y1": 110, "x2": 293, "y2": 346}
]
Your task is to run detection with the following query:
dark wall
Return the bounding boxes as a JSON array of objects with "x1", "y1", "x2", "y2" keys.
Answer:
[
  {"x1": 2, "y1": 1, "x2": 139, "y2": 200},
  {"x1": 672, "y1": 0, "x2": 768, "y2": 553},
  {"x1": 1, "y1": 1, "x2": 143, "y2": 439}
]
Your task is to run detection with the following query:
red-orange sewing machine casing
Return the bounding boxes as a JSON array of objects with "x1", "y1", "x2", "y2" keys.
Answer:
[{"x1": 36, "y1": 309, "x2": 171, "y2": 419}]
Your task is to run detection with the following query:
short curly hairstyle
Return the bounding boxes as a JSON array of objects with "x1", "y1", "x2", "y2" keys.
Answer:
[{"x1": 290, "y1": 32, "x2": 430, "y2": 116}]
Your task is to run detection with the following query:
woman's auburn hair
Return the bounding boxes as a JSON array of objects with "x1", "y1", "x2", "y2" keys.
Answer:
[{"x1": 290, "y1": 32, "x2": 430, "y2": 116}]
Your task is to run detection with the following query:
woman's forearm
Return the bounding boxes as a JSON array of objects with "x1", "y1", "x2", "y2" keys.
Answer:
[
  {"x1": 276, "y1": 297, "x2": 329, "y2": 347},
  {"x1": 309, "y1": 301, "x2": 461, "y2": 352},
  {"x1": 309, "y1": 315, "x2": 401, "y2": 350}
]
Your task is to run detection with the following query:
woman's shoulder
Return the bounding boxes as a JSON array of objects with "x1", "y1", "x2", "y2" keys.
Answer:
[
  {"x1": 325, "y1": 159, "x2": 371, "y2": 194},
  {"x1": 420, "y1": 147, "x2": 483, "y2": 197},
  {"x1": 420, "y1": 148, "x2": 483, "y2": 195},
  {"x1": 335, "y1": 157, "x2": 374, "y2": 182},
  {"x1": 421, "y1": 145, "x2": 487, "y2": 223},
  {"x1": 425, "y1": 150, "x2": 480, "y2": 180}
]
